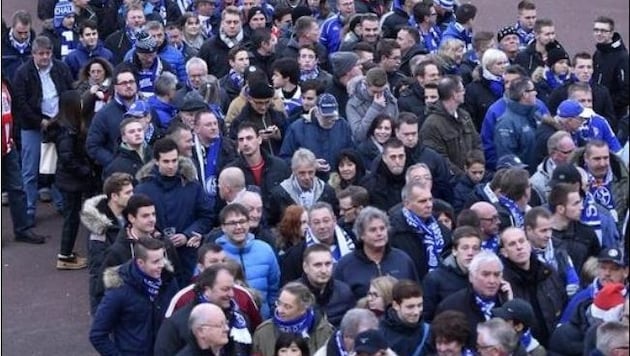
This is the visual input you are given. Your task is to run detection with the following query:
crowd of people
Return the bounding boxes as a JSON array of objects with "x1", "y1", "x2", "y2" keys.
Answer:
[{"x1": 1, "y1": 0, "x2": 629, "y2": 354}]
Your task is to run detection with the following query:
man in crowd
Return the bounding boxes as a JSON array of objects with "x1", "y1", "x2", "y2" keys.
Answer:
[
  {"x1": 1, "y1": 10, "x2": 35, "y2": 76},
  {"x1": 360, "y1": 138, "x2": 408, "y2": 212},
  {"x1": 470, "y1": 201, "x2": 501, "y2": 253},
  {"x1": 314, "y1": 308, "x2": 380, "y2": 356},
  {"x1": 336, "y1": 185, "x2": 369, "y2": 234},
  {"x1": 178, "y1": 303, "x2": 231, "y2": 355},
  {"x1": 325, "y1": 51, "x2": 362, "y2": 119},
  {"x1": 198, "y1": 6, "x2": 244, "y2": 78}
]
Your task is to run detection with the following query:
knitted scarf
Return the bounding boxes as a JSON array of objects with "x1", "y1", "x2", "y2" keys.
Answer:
[
  {"x1": 544, "y1": 70, "x2": 576, "y2": 90},
  {"x1": 514, "y1": 22, "x2": 534, "y2": 47},
  {"x1": 481, "y1": 234, "x2": 500, "y2": 253},
  {"x1": 9, "y1": 29, "x2": 30, "y2": 54},
  {"x1": 198, "y1": 14, "x2": 213, "y2": 38},
  {"x1": 273, "y1": 307, "x2": 315, "y2": 338},
  {"x1": 145, "y1": 0, "x2": 167, "y2": 23},
  {"x1": 219, "y1": 30, "x2": 243, "y2": 49},
  {"x1": 228, "y1": 69, "x2": 245, "y2": 90},
  {"x1": 144, "y1": 123, "x2": 155, "y2": 143},
  {"x1": 132, "y1": 260, "x2": 162, "y2": 301},
  {"x1": 137, "y1": 58, "x2": 163, "y2": 96},
  {"x1": 587, "y1": 169, "x2": 617, "y2": 222},
  {"x1": 581, "y1": 191, "x2": 603, "y2": 244},
  {"x1": 520, "y1": 328, "x2": 541, "y2": 352},
  {"x1": 420, "y1": 26, "x2": 441, "y2": 53},
  {"x1": 304, "y1": 225, "x2": 355, "y2": 262},
  {"x1": 564, "y1": 257, "x2": 580, "y2": 297},
  {"x1": 532, "y1": 242, "x2": 556, "y2": 270},
  {"x1": 197, "y1": 293, "x2": 252, "y2": 344},
  {"x1": 482, "y1": 69, "x2": 504, "y2": 98},
  {"x1": 591, "y1": 278, "x2": 604, "y2": 299},
  {"x1": 402, "y1": 207, "x2": 445, "y2": 272},
  {"x1": 474, "y1": 293, "x2": 496, "y2": 321},
  {"x1": 56, "y1": 27, "x2": 77, "y2": 59},
  {"x1": 126, "y1": 27, "x2": 138, "y2": 44},
  {"x1": 204, "y1": 137, "x2": 222, "y2": 196},
  {"x1": 300, "y1": 67, "x2": 320, "y2": 82},
  {"x1": 498, "y1": 195, "x2": 524, "y2": 228},
  {"x1": 334, "y1": 330, "x2": 349, "y2": 356}
]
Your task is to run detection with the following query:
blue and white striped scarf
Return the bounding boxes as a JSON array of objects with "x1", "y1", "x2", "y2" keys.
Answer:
[{"x1": 402, "y1": 207, "x2": 445, "y2": 272}]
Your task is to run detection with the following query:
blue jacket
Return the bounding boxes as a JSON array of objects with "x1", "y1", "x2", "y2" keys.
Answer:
[
  {"x1": 215, "y1": 233, "x2": 280, "y2": 319},
  {"x1": 89, "y1": 260, "x2": 179, "y2": 356},
  {"x1": 279, "y1": 110, "x2": 354, "y2": 169},
  {"x1": 574, "y1": 113, "x2": 622, "y2": 153},
  {"x1": 147, "y1": 95, "x2": 178, "y2": 129},
  {"x1": 63, "y1": 41, "x2": 114, "y2": 80},
  {"x1": 481, "y1": 96, "x2": 549, "y2": 170},
  {"x1": 134, "y1": 158, "x2": 213, "y2": 238},
  {"x1": 86, "y1": 97, "x2": 132, "y2": 166},
  {"x1": 494, "y1": 99, "x2": 539, "y2": 170},
  {"x1": 440, "y1": 22, "x2": 473, "y2": 50},
  {"x1": 319, "y1": 15, "x2": 344, "y2": 54},
  {"x1": 333, "y1": 242, "x2": 418, "y2": 300},
  {"x1": 560, "y1": 280, "x2": 598, "y2": 324}
]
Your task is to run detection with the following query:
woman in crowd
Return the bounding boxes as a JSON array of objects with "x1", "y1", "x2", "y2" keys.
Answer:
[
  {"x1": 357, "y1": 114, "x2": 394, "y2": 168},
  {"x1": 181, "y1": 12, "x2": 206, "y2": 56},
  {"x1": 275, "y1": 205, "x2": 309, "y2": 259},
  {"x1": 75, "y1": 57, "x2": 114, "y2": 127},
  {"x1": 328, "y1": 149, "x2": 367, "y2": 192},
  {"x1": 357, "y1": 275, "x2": 398, "y2": 318}
]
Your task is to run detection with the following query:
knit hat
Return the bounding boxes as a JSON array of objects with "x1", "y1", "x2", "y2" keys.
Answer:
[
  {"x1": 135, "y1": 30, "x2": 158, "y2": 53},
  {"x1": 247, "y1": 6, "x2": 266, "y2": 23},
  {"x1": 550, "y1": 164, "x2": 581, "y2": 186},
  {"x1": 557, "y1": 99, "x2": 585, "y2": 118},
  {"x1": 433, "y1": 0, "x2": 454, "y2": 11},
  {"x1": 53, "y1": 0, "x2": 75, "y2": 28},
  {"x1": 248, "y1": 80, "x2": 274, "y2": 99},
  {"x1": 497, "y1": 25, "x2": 519, "y2": 43},
  {"x1": 590, "y1": 283, "x2": 626, "y2": 321},
  {"x1": 124, "y1": 100, "x2": 150, "y2": 118},
  {"x1": 330, "y1": 52, "x2": 360, "y2": 78},
  {"x1": 317, "y1": 93, "x2": 338, "y2": 117},
  {"x1": 546, "y1": 46, "x2": 570, "y2": 67},
  {"x1": 354, "y1": 330, "x2": 389, "y2": 354},
  {"x1": 492, "y1": 298, "x2": 535, "y2": 328}
]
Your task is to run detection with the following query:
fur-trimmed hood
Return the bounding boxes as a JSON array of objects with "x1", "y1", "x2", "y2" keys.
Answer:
[
  {"x1": 80, "y1": 194, "x2": 116, "y2": 235},
  {"x1": 135, "y1": 156, "x2": 199, "y2": 184},
  {"x1": 103, "y1": 257, "x2": 175, "y2": 290}
]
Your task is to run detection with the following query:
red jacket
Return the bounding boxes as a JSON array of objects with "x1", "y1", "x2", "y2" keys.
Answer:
[{"x1": 1, "y1": 80, "x2": 13, "y2": 156}]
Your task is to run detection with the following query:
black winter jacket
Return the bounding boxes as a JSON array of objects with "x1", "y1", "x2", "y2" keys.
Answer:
[
  {"x1": 360, "y1": 159, "x2": 407, "y2": 212},
  {"x1": 299, "y1": 275, "x2": 356, "y2": 328},
  {"x1": 551, "y1": 221, "x2": 601, "y2": 275},
  {"x1": 12, "y1": 59, "x2": 73, "y2": 130},
  {"x1": 198, "y1": 36, "x2": 235, "y2": 78},
  {"x1": 464, "y1": 77, "x2": 502, "y2": 131},
  {"x1": 593, "y1": 32, "x2": 630, "y2": 119},
  {"x1": 515, "y1": 40, "x2": 563, "y2": 76},
  {"x1": 1, "y1": 29, "x2": 35, "y2": 80},
  {"x1": 52, "y1": 124, "x2": 95, "y2": 192},
  {"x1": 502, "y1": 256, "x2": 567, "y2": 347},
  {"x1": 268, "y1": 177, "x2": 339, "y2": 227},
  {"x1": 388, "y1": 205, "x2": 453, "y2": 281},
  {"x1": 548, "y1": 298, "x2": 595, "y2": 356},
  {"x1": 397, "y1": 82, "x2": 427, "y2": 124},
  {"x1": 103, "y1": 144, "x2": 153, "y2": 183},
  {"x1": 104, "y1": 29, "x2": 133, "y2": 65},
  {"x1": 324, "y1": 77, "x2": 350, "y2": 119},
  {"x1": 422, "y1": 255, "x2": 470, "y2": 322},
  {"x1": 379, "y1": 307, "x2": 430, "y2": 356},
  {"x1": 228, "y1": 104, "x2": 287, "y2": 156}
]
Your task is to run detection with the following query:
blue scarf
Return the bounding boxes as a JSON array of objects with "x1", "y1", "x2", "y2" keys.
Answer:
[
  {"x1": 488, "y1": 79, "x2": 504, "y2": 98},
  {"x1": 197, "y1": 293, "x2": 252, "y2": 344},
  {"x1": 209, "y1": 103, "x2": 225, "y2": 123},
  {"x1": 137, "y1": 58, "x2": 162, "y2": 96},
  {"x1": 126, "y1": 27, "x2": 138, "y2": 44},
  {"x1": 587, "y1": 169, "x2": 617, "y2": 222},
  {"x1": 273, "y1": 307, "x2": 315, "y2": 338},
  {"x1": 402, "y1": 207, "x2": 445, "y2": 272},
  {"x1": 228, "y1": 69, "x2": 244, "y2": 90},
  {"x1": 520, "y1": 328, "x2": 533, "y2": 349},
  {"x1": 420, "y1": 26, "x2": 441, "y2": 53},
  {"x1": 544, "y1": 70, "x2": 576, "y2": 90},
  {"x1": 591, "y1": 278, "x2": 604, "y2": 299},
  {"x1": 132, "y1": 260, "x2": 162, "y2": 301},
  {"x1": 481, "y1": 235, "x2": 500, "y2": 253},
  {"x1": 145, "y1": 0, "x2": 167, "y2": 23},
  {"x1": 581, "y1": 191, "x2": 603, "y2": 244},
  {"x1": 300, "y1": 67, "x2": 320, "y2": 82},
  {"x1": 498, "y1": 195, "x2": 524, "y2": 228},
  {"x1": 144, "y1": 123, "x2": 155, "y2": 143},
  {"x1": 334, "y1": 330, "x2": 349, "y2": 356},
  {"x1": 56, "y1": 27, "x2": 77, "y2": 59},
  {"x1": 564, "y1": 257, "x2": 580, "y2": 297},
  {"x1": 9, "y1": 29, "x2": 30, "y2": 54},
  {"x1": 204, "y1": 137, "x2": 221, "y2": 196},
  {"x1": 304, "y1": 226, "x2": 355, "y2": 262},
  {"x1": 514, "y1": 22, "x2": 534, "y2": 47},
  {"x1": 474, "y1": 293, "x2": 496, "y2": 320}
]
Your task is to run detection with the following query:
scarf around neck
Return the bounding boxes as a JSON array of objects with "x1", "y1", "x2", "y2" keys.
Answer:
[
  {"x1": 9, "y1": 29, "x2": 30, "y2": 54},
  {"x1": 481, "y1": 235, "x2": 500, "y2": 253},
  {"x1": 304, "y1": 225, "x2": 355, "y2": 262},
  {"x1": 220, "y1": 30, "x2": 243, "y2": 48},
  {"x1": 474, "y1": 293, "x2": 496, "y2": 320},
  {"x1": 587, "y1": 169, "x2": 617, "y2": 222},
  {"x1": 228, "y1": 69, "x2": 245, "y2": 90},
  {"x1": 197, "y1": 293, "x2": 252, "y2": 344},
  {"x1": 273, "y1": 307, "x2": 315, "y2": 338},
  {"x1": 402, "y1": 207, "x2": 445, "y2": 272},
  {"x1": 300, "y1": 67, "x2": 320, "y2": 82},
  {"x1": 581, "y1": 191, "x2": 603, "y2": 244},
  {"x1": 498, "y1": 195, "x2": 524, "y2": 228},
  {"x1": 544, "y1": 69, "x2": 575, "y2": 90},
  {"x1": 132, "y1": 260, "x2": 162, "y2": 301},
  {"x1": 334, "y1": 330, "x2": 349, "y2": 356}
]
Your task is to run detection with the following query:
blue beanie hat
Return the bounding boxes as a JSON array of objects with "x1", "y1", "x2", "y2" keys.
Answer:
[{"x1": 54, "y1": 0, "x2": 75, "y2": 28}]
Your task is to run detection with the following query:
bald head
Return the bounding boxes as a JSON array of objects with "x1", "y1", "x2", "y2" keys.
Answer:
[
  {"x1": 218, "y1": 167, "x2": 246, "y2": 202},
  {"x1": 189, "y1": 303, "x2": 229, "y2": 349},
  {"x1": 470, "y1": 201, "x2": 500, "y2": 237},
  {"x1": 235, "y1": 191, "x2": 263, "y2": 228},
  {"x1": 189, "y1": 303, "x2": 225, "y2": 330}
]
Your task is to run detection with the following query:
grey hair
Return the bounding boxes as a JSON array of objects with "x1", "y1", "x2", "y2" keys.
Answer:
[
  {"x1": 291, "y1": 148, "x2": 317, "y2": 171},
  {"x1": 339, "y1": 308, "x2": 379, "y2": 339},
  {"x1": 353, "y1": 206, "x2": 390, "y2": 239},
  {"x1": 547, "y1": 130, "x2": 572, "y2": 155},
  {"x1": 32, "y1": 35, "x2": 53, "y2": 52},
  {"x1": 401, "y1": 180, "x2": 430, "y2": 202},
  {"x1": 596, "y1": 321, "x2": 630, "y2": 355},
  {"x1": 143, "y1": 20, "x2": 164, "y2": 32},
  {"x1": 308, "y1": 201, "x2": 335, "y2": 219},
  {"x1": 405, "y1": 163, "x2": 431, "y2": 183},
  {"x1": 468, "y1": 250, "x2": 503, "y2": 277},
  {"x1": 154, "y1": 72, "x2": 178, "y2": 97},
  {"x1": 507, "y1": 77, "x2": 532, "y2": 101},
  {"x1": 283, "y1": 282, "x2": 316, "y2": 309},
  {"x1": 477, "y1": 318, "x2": 519, "y2": 353},
  {"x1": 185, "y1": 56, "x2": 208, "y2": 74}
]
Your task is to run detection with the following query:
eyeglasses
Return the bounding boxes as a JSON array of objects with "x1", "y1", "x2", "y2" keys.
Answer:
[
  {"x1": 525, "y1": 88, "x2": 537, "y2": 92},
  {"x1": 339, "y1": 205, "x2": 356, "y2": 214},
  {"x1": 223, "y1": 219, "x2": 248, "y2": 227},
  {"x1": 479, "y1": 215, "x2": 500, "y2": 222},
  {"x1": 116, "y1": 80, "x2": 136, "y2": 86},
  {"x1": 367, "y1": 291, "x2": 379, "y2": 298},
  {"x1": 593, "y1": 28, "x2": 612, "y2": 33}
]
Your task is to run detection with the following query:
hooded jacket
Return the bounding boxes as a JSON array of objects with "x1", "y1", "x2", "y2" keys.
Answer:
[
  {"x1": 51, "y1": 124, "x2": 95, "y2": 192},
  {"x1": 147, "y1": 95, "x2": 178, "y2": 129},
  {"x1": 380, "y1": 307, "x2": 431, "y2": 356},
  {"x1": 333, "y1": 241, "x2": 418, "y2": 300},
  {"x1": 420, "y1": 101, "x2": 481, "y2": 176},
  {"x1": 216, "y1": 233, "x2": 280, "y2": 319},
  {"x1": 268, "y1": 176, "x2": 339, "y2": 227},
  {"x1": 103, "y1": 143, "x2": 153, "y2": 183},
  {"x1": 346, "y1": 77, "x2": 399, "y2": 143},
  {"x1": 388, "y1": 205, "x2": 453, "y2": 281},
  {"x1": 89, "y1": 260, "x2": 179, "y2": 356},
  {"x1": 422, "y1": 254, "x2": 470, "y2": 322},
  {"x1": 593, "y1": 32, "x2": 630, "y2": 117},
  {"x1": 494, "y1": 99, "x2": 539, "y2": 170},
  {"x1": 299, "y1": 275, "x2": 356, "y2": 328}
]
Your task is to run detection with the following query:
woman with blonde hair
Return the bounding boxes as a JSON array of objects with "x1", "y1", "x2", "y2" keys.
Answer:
[{"x1": 356, "y1": 275, "x2": 398, "y2": 318}]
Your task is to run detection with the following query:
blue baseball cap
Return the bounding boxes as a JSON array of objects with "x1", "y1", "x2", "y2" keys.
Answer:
[
  {"x1": 496, "y1": 154, "x2": 528, "y2": 170},
  {"x1": 124, "y1": 100, "x2": 150, "y2": 118},
  {"x1": 557, "y1": 99, "x2": 585, "y2": 118},
  {"x1": 317, "y1": 93, "x2": 338, "y2": 117}
]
